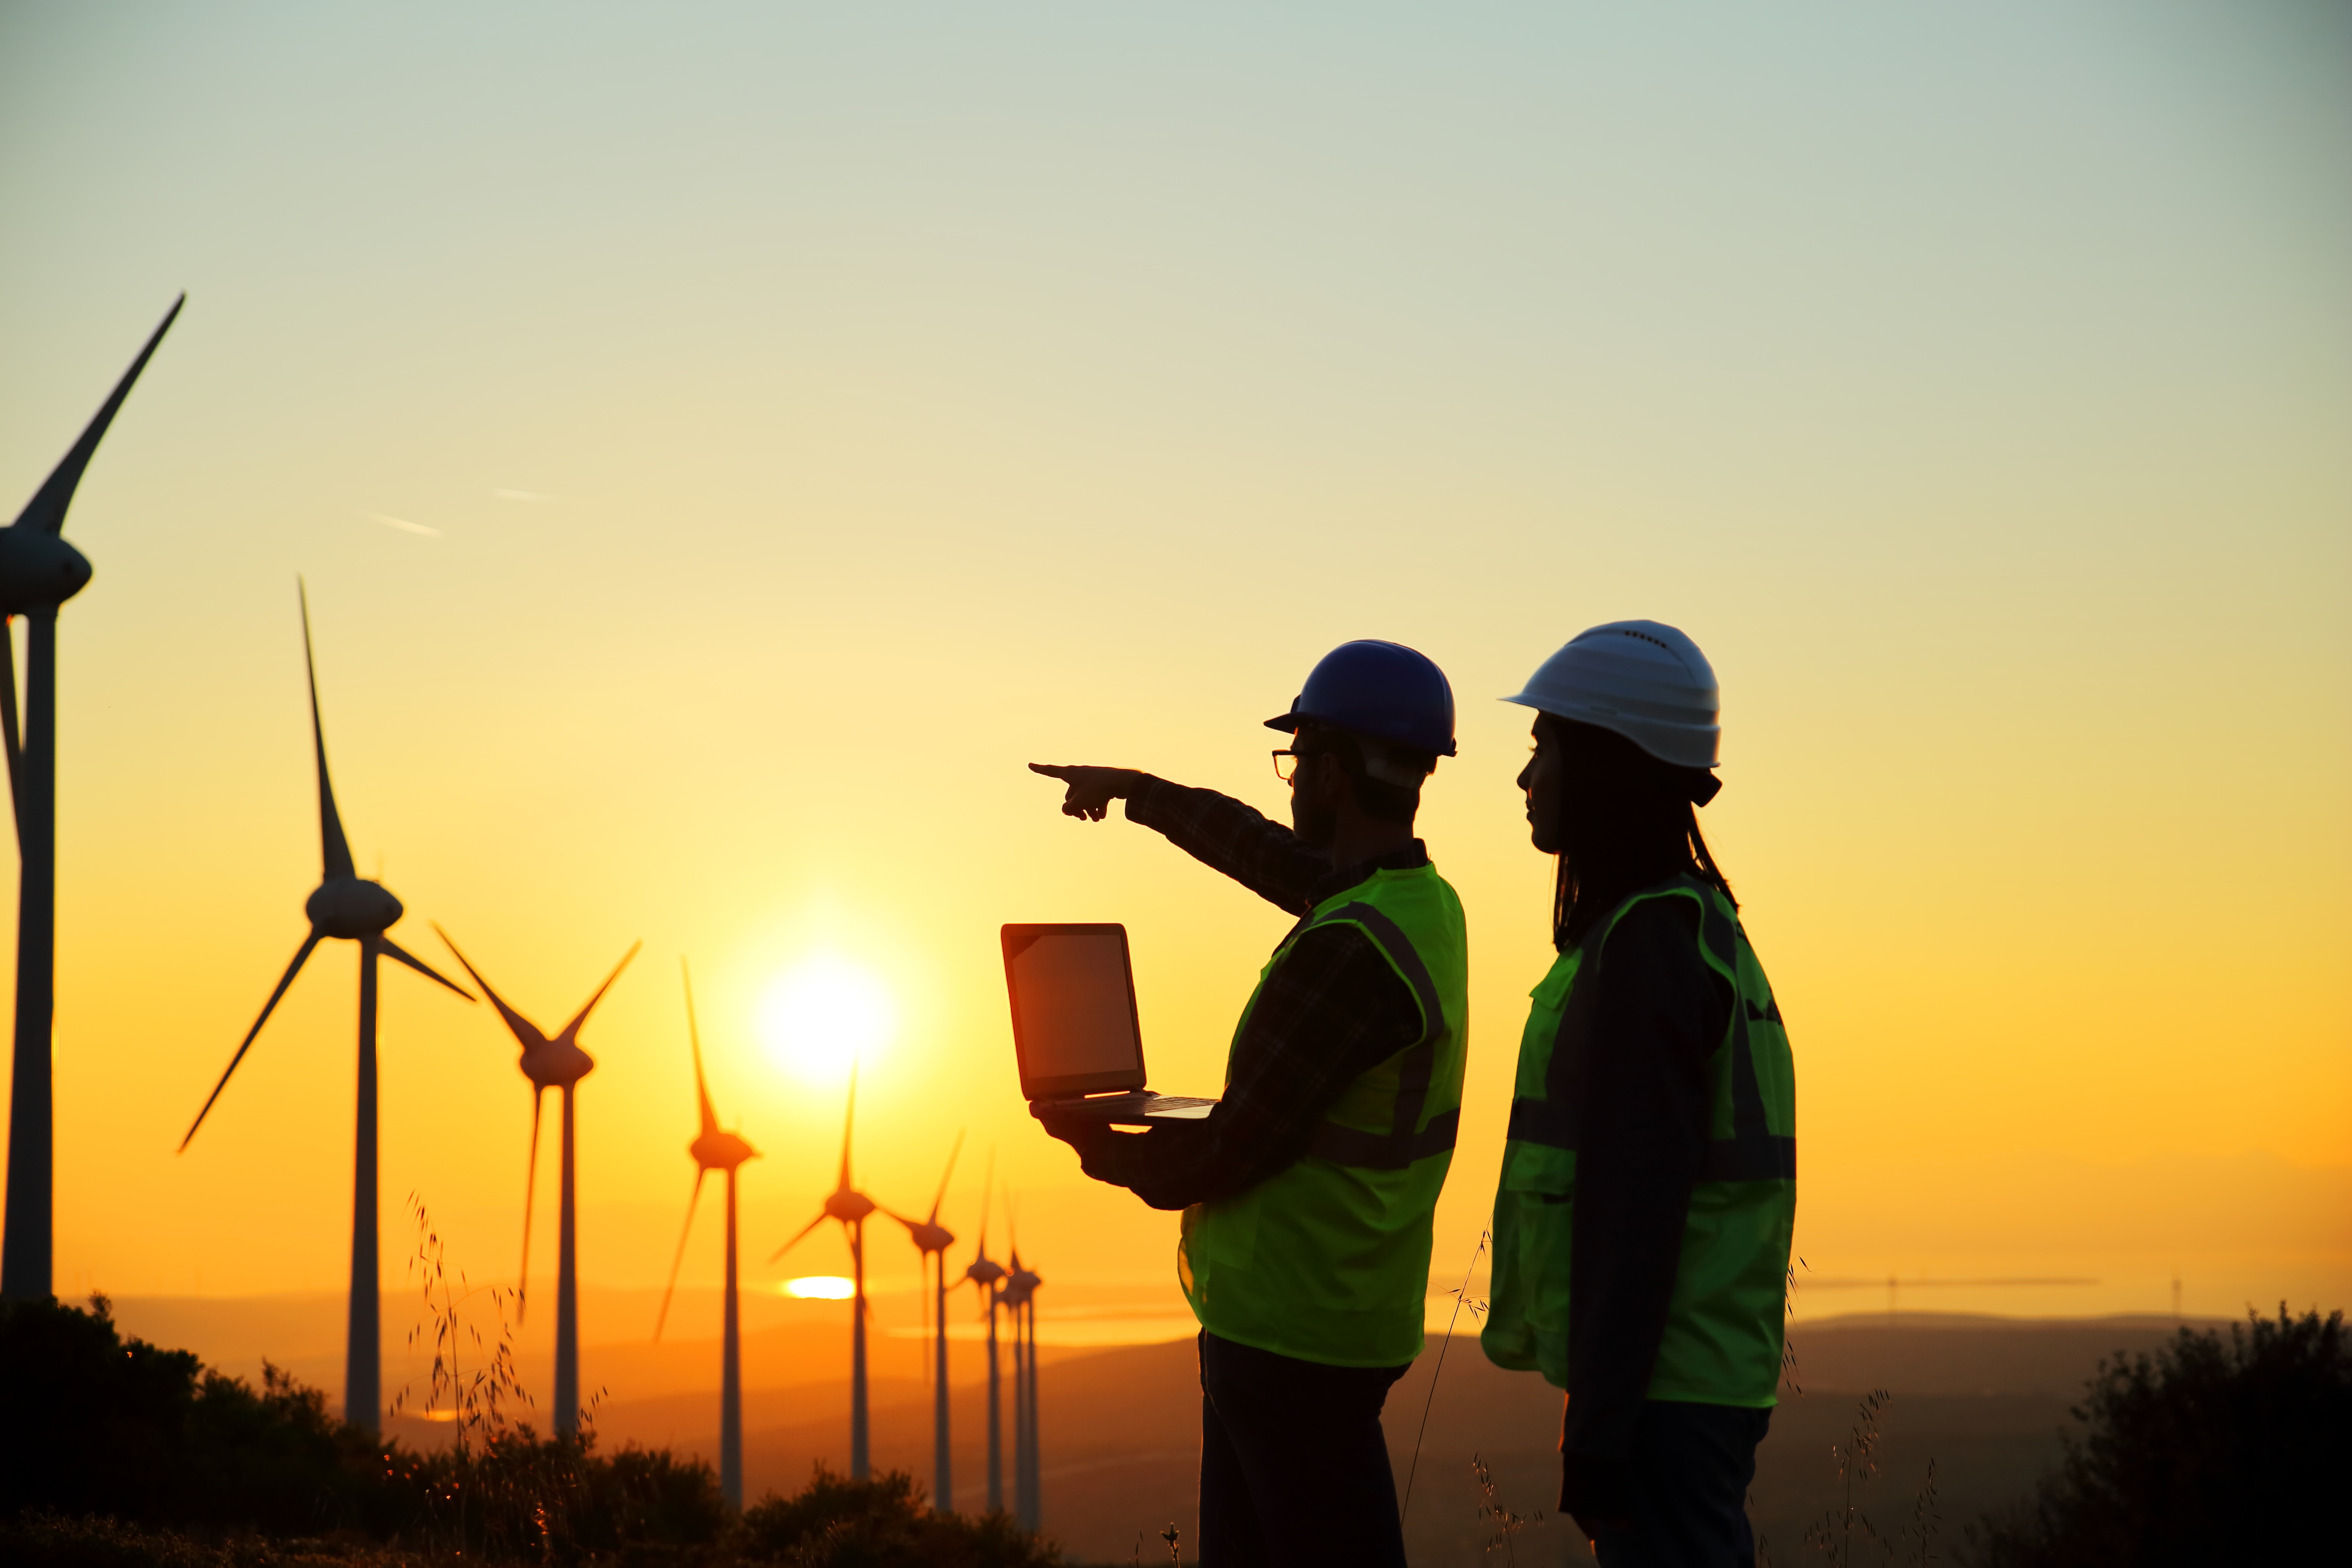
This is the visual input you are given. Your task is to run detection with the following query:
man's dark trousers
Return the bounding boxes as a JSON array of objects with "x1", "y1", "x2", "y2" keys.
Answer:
[
  {"x1": 1581, "y1": 1400, "x2": 1772, "y2": 1567},
  {"x1": 1198, "y1": 1330, "x2": 1412, "y2": 1567}
]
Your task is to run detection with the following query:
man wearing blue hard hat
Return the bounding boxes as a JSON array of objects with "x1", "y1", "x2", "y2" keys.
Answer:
[{"x1": 1032, "y1": 639, "x2": 1469, "y2": 1568}]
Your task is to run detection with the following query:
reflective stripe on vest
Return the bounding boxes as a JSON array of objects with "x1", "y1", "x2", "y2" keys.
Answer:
[
  {"x1": 1503, "y1": 991, "x2": 1796, "y2": 1181},
  {"x1": 1303, "y1": 900, "x2": 1462, "y2": 1171}
]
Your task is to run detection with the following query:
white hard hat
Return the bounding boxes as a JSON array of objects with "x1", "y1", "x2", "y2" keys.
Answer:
[{"x1": 1502, "y1": 620, "x2": 1722, "y2": 770}]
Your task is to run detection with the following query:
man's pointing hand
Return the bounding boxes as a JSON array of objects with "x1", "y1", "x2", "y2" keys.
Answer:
[{"x1": 1029, "y1": 763, "x2": 1144, "y2": 822}]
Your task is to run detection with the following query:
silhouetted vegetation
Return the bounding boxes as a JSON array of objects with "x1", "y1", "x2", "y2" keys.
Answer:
[
  {"x1": 0, "y1": 1293, "x2": 391, "y2": 1537},
  {"x1": 739, "y1": 1469, "x2": 1061, "y2": 1567},
  {"x1": 1962, "y1": 1305, "x2": 2345, "y2": 1566},
  {"x1": 0, "y1": 1295, "x2": 1068, "y2": 1567}
]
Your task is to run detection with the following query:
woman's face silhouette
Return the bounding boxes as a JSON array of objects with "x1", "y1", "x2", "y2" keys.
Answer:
[{"x1": 1518, "y1": 716, "x2": 1565, "y2": 855}]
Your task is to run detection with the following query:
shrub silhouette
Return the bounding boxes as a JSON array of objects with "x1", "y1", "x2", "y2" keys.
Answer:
[
  {"x1": 0, "y1": 1293, "x2": 389, "y2": 1536},
  {"x1": 0, "y1": 1295, "x2": 1066, "y2": 1567},
  {"x1": 1963, "y1": 1305, "x2": 2346, "y2": 1566},
  {"x1": 393, "y1": 1426, "x2": 727, "y2": 1559},
  {"x1": 738, "y1": 1468, "x2": 1062, "y2": 1567}
]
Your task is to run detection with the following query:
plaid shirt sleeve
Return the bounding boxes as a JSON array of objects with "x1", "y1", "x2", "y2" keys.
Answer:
[
  {"x1": 1068, "y1": 777, "x2": 1423, "y2": 1210},
  {"x1": 1121, "y1": 774, "x2": 1329, "y2": 914}
]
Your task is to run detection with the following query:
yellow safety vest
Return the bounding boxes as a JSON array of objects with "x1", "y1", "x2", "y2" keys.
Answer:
[
  {"x1": 1180, "y1": 862, "x2": 1469, "y2": 1367},
  {"x1": 1481, "y1": 876, "x2": 1795, "y2": 1405}
]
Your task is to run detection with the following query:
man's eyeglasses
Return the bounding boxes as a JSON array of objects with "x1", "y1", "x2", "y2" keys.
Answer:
[{"x1": 1272, "y1": 748, "x2": 1329, "y2": 783}]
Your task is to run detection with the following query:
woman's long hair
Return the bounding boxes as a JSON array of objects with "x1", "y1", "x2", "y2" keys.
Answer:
[{"x1": 1549, "y1": 716, "x2": 1734, "y2": 949}]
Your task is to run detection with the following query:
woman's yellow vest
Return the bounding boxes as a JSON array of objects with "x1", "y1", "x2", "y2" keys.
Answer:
[
  {"x1": 1481, "y1": 876, "x2": 1795, "y2": 1405},
  {"x1": 1178, "y1": 862, "x2": 1469, "y2": 1368}
]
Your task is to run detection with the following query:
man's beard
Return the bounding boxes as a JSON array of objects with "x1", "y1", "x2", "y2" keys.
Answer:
[{"x1": 1291, "y1": 793, "x2": 1339, "y2": 850}]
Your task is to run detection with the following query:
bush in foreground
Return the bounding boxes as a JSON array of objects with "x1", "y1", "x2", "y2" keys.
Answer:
[
  {"x1": 0, "y1": 1294, "x2": 390, "y2": 1537},
  {"x1": 739, "y1": 1469, "x2": 1062, "y2": 1568},
  {"x1": 1963, "y1": 1305, "x2": 2345, "y2": 1567},
  {"x1": 1, "y1": 1295, "x2": 1065, "y2": 1566}
]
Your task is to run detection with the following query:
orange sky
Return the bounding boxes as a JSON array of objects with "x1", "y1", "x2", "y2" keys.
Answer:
[{"x1": 1, "y1": 1, "x2": 2345, "y2": 1339}]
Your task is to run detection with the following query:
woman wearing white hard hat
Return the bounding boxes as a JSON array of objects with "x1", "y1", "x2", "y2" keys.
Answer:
[{"x1": 1477, "y1": 621, "x2": 1797, "y2": 1566}]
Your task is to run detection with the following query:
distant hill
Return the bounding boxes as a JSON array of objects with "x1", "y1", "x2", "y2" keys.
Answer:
[
  {"x1": 607, "y1": 1312, "x2": 2209, "y2": 1563},
  {"x1": 103, "y1": 1290, "x2": 2225, "y2": 1564}
]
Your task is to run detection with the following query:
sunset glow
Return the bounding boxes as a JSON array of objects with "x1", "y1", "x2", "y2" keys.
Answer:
[
  {"x1": 756, "y1": 955, "x2": 895, "y2": 1088},
  {"x1": 783, "y1": 1276, "x2": 855, "y2": 1301}
]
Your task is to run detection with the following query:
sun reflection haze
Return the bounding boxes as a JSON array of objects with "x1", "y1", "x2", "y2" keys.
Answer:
[{"x1": 757, "y1": 954, "x2": 895, "y2": 1087}]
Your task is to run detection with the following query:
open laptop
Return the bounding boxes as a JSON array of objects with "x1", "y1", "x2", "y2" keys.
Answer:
[{"x1": 1002, "y1": 923, "x2": 1216, "y2": 1125}]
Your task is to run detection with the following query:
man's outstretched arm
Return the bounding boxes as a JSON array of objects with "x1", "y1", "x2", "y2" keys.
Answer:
[{"x1": 1029, "y1": 763, "x2": 1327, "y2": 912}]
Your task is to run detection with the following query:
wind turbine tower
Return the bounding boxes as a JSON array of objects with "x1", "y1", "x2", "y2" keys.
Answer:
[
  {"x1": 435, "y1": 928, "x2": 638, "y2": 1440},
  {"x1": 0, "y1": 295, "x2": 181, "y2": 1301},
  {"x1": 886, "y1": 1130, "x2": 964, "y2": 1513},
  {"x1": 1002, "y1": 1235, "x2": 1044, "y2": 1531},
  {"x1": 961, "y1": 1165, "x2": 1007, "y2": 1514},
  {"x1": 772, "y1": 1067, "x2": 880, "y2": 1479},
  {"x1": 179, "y1": 586, "x2": 474, "y2": 1430},
  {"x1": 653, "y1": 959, "x2": 758, "y2": 1507}
]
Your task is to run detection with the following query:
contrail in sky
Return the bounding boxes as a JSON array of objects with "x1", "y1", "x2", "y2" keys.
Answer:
[{"x1": 365, "y1": 511, "x2": 440, "y2": 537}]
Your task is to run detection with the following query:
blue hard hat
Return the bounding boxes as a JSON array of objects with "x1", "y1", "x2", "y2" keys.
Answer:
[{"x1": 1265, "y1": 639, "x2": 1457, "y2": 758}]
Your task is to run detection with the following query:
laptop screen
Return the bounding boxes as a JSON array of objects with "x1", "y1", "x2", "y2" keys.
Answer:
[{"x1": 1001, "y1": 923, "x2": 1147, "y2": 1098}]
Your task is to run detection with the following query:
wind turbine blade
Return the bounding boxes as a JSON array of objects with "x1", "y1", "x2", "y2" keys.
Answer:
[
  {"x1": 970, "y1": 1149, "x2": 996, "y2": 1261},
  {"x1": 653, "y1": 1168, "x2": 711, "y2": 1343},
  {"x1": 768, "y1": 1209, "x2": 830, "y2": 1265},
  {"x1": 179, "y1": 930, "x2": 321, "y2": 1152},
  {"x1": 432, "y1": 924, "x2": 550, "y2": 1050},
  {"x1": 0, "y1": 621, "x2": 20, "y2": 828},
  {"x1": 296, "y1": 581, "x2": 357, "y2": 882},
  {"x1": 557, "y1": 939, "x2": 642, "y2": 1041},
  {"x1": 682, "y1": 958, "x2": 718, "y2": 1138},
  {"x1": 379, "y1": 935, "x2": 472, "y2": 1000},
  {"x1": 11, "y1": 294, "x2": 183, "y2": 537},
  {"x1": 518, "y1": 1088, "x2": 543, "y2": 1321},
  {"x1": 927, "y1": 1129, "x2": 966, "y2": 1225},
  {"x1": 881, "y1": 1205, "x2": 925, "y2": 1238},
  {"x1": 840, "y1": 1063, "x2": 858, "y2": 1189}
]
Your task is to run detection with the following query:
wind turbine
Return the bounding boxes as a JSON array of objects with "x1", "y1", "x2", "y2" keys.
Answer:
[
  {"x1": 0, "y1": 295, "x2": 182, "y2": 1302},
  {"x1": 178, "y1": 585, "x2": 473, "y2": 1431},
  {"x1": 885, "y1": 1129, "x2": 964, "y2": 1513},
  {"x1": 433, "y1": 927, "x2": 638, "y2": 1441},
  {"x1": 771, "y1": 1067, "x2": 879, "y2": 1480},
  {"x1": 961, "y1": 1162, "x2": 1007, "y2": 1514},
  {"x1": 652, "y1": 959, "x2": 758, "y2": 1508},
  {"x1": 1001, "y1": 1225, "x2": 1044, "y2": 1532}
]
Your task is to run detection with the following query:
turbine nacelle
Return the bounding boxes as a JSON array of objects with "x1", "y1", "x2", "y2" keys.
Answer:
[
  {"x1": 0, "y1": 530, "x2": 93, "y2": 614},
  {"x1": 691, "y1": 1125, "x2": 757, "y2": 1174},
  {"x1": 825, "y1": 1187, "x2": 878, "y2": 1224},
  {"x1": 520, "y1": 1038, "x2": 596, "y2": 1090},
  {"x1": 965, "y1": 1256, "x2": 1006, "y2": 1289},
  {"x1": 906, "y1": 1220, "x2": 955, "y2": 1255},
  {"x1": 305, "y1": 876, "x2": 404, "y2": 939}
]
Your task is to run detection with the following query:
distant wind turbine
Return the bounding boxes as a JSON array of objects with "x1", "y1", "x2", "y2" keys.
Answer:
[
  {"x1": 1001, "y1": 1221, "x2": 1044, "y2": 1531},
  {"x1": 652, "y1": 959, "x2": 758, "y2": 1509},
  {"x1": 771, "y1": 1066, "x2": 879, "y2": 1480},
  {"x1": 961, "y1": 1160, "x2": 1008, "y2": 1514},
  {"x1": 0, "y1": 295, "x2": 182, "y2": 1302},
  {"x1": 434, "y1": 927, "x2": 639, "y2": 1440},
  {"x1": 178, "y1": 585, "x2": 474, "y2": 1431},
  {"x1": 885, "y1": 1129, "x2": 964, "y2": 1513}
]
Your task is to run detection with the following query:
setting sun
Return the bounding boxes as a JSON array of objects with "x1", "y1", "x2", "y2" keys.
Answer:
[{"x1": 756, "y1": 954, "x2": 895, "y2": 1087}]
